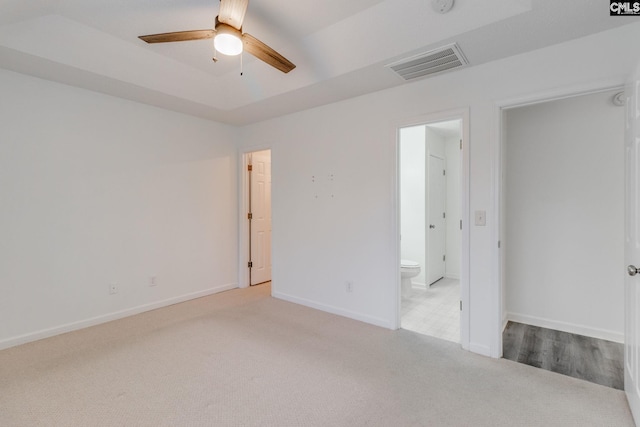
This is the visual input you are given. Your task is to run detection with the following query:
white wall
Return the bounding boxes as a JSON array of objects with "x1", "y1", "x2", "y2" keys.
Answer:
[
  {"x1": 0, "y1": 69, "x2": 238, "y2": 349},
  {"x1": 426, "y1": 127, "x2": 446, "y2": 158},
  {"x1": 238, "y1": 23, "x2": 640, "y2": 355},
  {"x1": 3, "y1": 24, "x2": 637, "y2": 357},
  {"x1": 504, "y1": 90, "x2": 625, "y2": 342},
  {"x1": 400, "y1": 126, "x2": 426, "y2": 285},
  {"x1": 445, "y1": 134, "x2": 461, "y2": 279}
]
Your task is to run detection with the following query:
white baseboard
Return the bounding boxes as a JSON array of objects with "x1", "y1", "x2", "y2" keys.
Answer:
[
  {"x1": 506, "y1": 312, "x2": 623, "y2": 343},
  {"x1": 502, "y1": 311, "x2": 509, "y2": 332},
  {"x1": 0, "y1": 283, "x2": 238, "y2": 351},
  {"x1": 469, "y1": 342, "x2": 491, "y2": 357},
  {"x1": 272, "y1": 291, "x2": 393, "y2": 330}
]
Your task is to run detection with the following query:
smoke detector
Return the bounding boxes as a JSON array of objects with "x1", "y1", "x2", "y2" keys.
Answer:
[{"x1": 432, "y1": 0, "x2": 454, "y2": 14}]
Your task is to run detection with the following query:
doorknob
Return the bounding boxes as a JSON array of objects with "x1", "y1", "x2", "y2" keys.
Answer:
[
  {"x1": 429, "y1": 224, "x2": 435, "y2": 229},
  {"x1": 629, "y1": 265, "x2": 640, "y2": 276}
]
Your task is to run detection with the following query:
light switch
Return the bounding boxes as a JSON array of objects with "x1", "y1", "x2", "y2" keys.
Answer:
[{"x1": 475, "y1": 210, "x2": 486, "y2": 226}]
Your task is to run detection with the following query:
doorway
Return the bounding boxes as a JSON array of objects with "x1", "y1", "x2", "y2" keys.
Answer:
[
  {"x1": 498, "y1": 88, "x2": 625, "y2": 365},
  {"x1": 398, "y1": 118, "x2": 464, "y2": 343},
  {"x1": 246, "y1": 149, "x2": 272, "y2": 286}
]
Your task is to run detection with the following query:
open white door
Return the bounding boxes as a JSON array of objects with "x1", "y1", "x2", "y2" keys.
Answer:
[
  {"x1": 625, "y1": 64, "x2": 640, "y2": 424},
  {"x1": 249, "y1": 150, "x2": 272, "y2": 285},
  {"x1": 427, "y1": 154, "x2": 446, "y2": 285}
]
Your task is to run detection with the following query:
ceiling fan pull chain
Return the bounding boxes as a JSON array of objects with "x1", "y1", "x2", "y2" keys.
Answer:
[
  {"x1": 240, "y1": 51, "x2": 243, "y2": 76},
  {"x1": 213, "y1": 46, "x2": 218, "y2": 63}
]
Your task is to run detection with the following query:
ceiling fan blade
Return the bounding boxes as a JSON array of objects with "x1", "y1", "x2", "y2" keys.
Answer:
[
  {"x1": 139, "y1": 30, "x2": 215, "y2": 44},
  {"x1": 218, "y1": 0, "x2": 249, "y2": 30},
  {"x1": 242, "y1": 33, "x2": 296, "y2": 74}
]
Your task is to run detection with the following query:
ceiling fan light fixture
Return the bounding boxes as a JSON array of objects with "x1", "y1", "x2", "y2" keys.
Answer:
[
  {"x1": 214, "y1": 22, "x2": 243, "y2": 56},
  {"x1": 138, "y1": 2, "x2": 295, "y2": 73}
]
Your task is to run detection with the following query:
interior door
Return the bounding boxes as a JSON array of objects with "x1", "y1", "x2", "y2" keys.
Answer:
[
  {"x1": 626, "y1": 68, "x2": 640, "y2": 421},
  {"x1": 250, "y1": 150, "x2": 272, "y2": 285},
  {"x1": 428, "y1": 154, "x2": 446, "y2": 285}
]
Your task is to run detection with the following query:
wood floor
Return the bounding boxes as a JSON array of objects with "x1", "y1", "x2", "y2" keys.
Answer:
[{"x1": 502, "y1": 321, "x2": 624, "y2": 390}]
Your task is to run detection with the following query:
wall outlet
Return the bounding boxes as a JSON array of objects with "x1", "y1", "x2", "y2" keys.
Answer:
[
  {"x1": 109, "y1": 283, "x2": 118, "y2": 295},
  {"x1": 346, "y1": 281, "x2": 354, "y2": 293},
  {"x1": 474, "y1": 210, "x2": 486, "y2": 226},
  {"x1": 149, "y1": 276, "x2": 157, "y2": 287}
]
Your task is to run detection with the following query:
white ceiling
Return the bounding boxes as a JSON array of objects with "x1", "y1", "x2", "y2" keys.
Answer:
[{"x1": 0, "y1": 0, "x2": 631, "y2": 125}]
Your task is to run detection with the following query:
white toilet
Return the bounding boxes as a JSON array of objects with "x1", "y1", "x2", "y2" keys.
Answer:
[{"x1": 400, "y1": 259, "x2": 421, "y2": 295}]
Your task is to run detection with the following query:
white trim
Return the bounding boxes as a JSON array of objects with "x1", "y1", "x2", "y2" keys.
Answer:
[
  {"x1": 391, "y1": 124, "x2": 402, "y2": 329},
  {"x1": 498, "y1": 80, "x2": 625, "y2": 110},
  {"x1": 0, "y1": 283, "x2": 237, "y2": 351},
  {"x1": 273, "y1": 291, "x2": 393, "y2": 330},
  {"x1": 392, "y1": 107, "x2": 470, "y2": 350},
  {"x1": 460, "y1": 109, "x2": 471, "y2": 351},
  {"x1": 506, "y1": 312, "x2": 624, "y2": 344},
  {"x1": 238, "y1": 150, "x2": 251, "y2": 289},
  {"x1": 502, "y1": 309, "x2": 509, "y2": 333},
  {"x1": 490, "y1": 100, "x2": 504, "y2": 359},
  {"x1": 625, "y1": 370, "x2": 640, "y2": 425},
  {"x1": 492, "y1": 81, "x2": 626, "y2": 358},
  {"x1": 468, "y1": 342, "x2": 491, "y2": 357}
]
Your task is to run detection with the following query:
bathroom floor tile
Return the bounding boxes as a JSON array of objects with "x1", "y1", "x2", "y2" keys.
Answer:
[{"x1": 401, "y1": 278, "x2": 460, "y2": 343}]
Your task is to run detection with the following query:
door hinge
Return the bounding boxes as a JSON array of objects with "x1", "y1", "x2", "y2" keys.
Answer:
[
  {"x1": 460, "y1": 220, "x2": 462, "y2": 230},
  {"x1": 460, "y1": 139, "x2": 462, "y2": 150},
  {"x1": 443, "y1": 255, "x2": 446, "y2": 262},
  {"x1": 443, "y1": 169, "x2": 446, "y2": 176},
  {"x1": 498, "y1": 240, "x2": 501, "y2": 249},
  {"x1": 248, "y1": 261, "x2": 253, "y2": 268},
  {"x1": 248, "y1": 164, "x2": 253, "y2": 171},
  {"x1": 248, "y1": 212, "x2": 253, "y2": 220},
  {"x1": 460, "y1": 300, "x2": 462, "y2": 311},
  {"x1": 443, "y1": 212, "x2": 446, "y2": 219}
]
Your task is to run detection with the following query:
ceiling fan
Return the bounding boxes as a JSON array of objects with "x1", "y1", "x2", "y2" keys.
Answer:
[{"x1": 138, "y1": 0, "x2": 295, "y2": 74}]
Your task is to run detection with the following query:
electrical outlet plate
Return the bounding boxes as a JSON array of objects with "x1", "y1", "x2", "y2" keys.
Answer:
[
  {"x1": 149, "y1": 276, "x2": 157, "y2": 287},
  {"x1": 109, "y1": 283, "x2": 118, "y2": 294},
  {"x1": 346, "y1": 281, "x2": 353, "y2": 293}
]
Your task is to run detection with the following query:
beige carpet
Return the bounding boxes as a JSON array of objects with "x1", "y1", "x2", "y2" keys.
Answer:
[{"x1": 0, "y1": 284, "x2": 634, "y2": 426}]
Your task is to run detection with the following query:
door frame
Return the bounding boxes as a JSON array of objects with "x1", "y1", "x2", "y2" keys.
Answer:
[
  {"x1": 492, "y1": 82, "x2": 624, "y2": 358},
  {"x1": 239, "y1": 147, "x2": 272, "y2": 289},
  {"x1": 394, "y1": 107, "x2": 470, "y2": 350}
]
